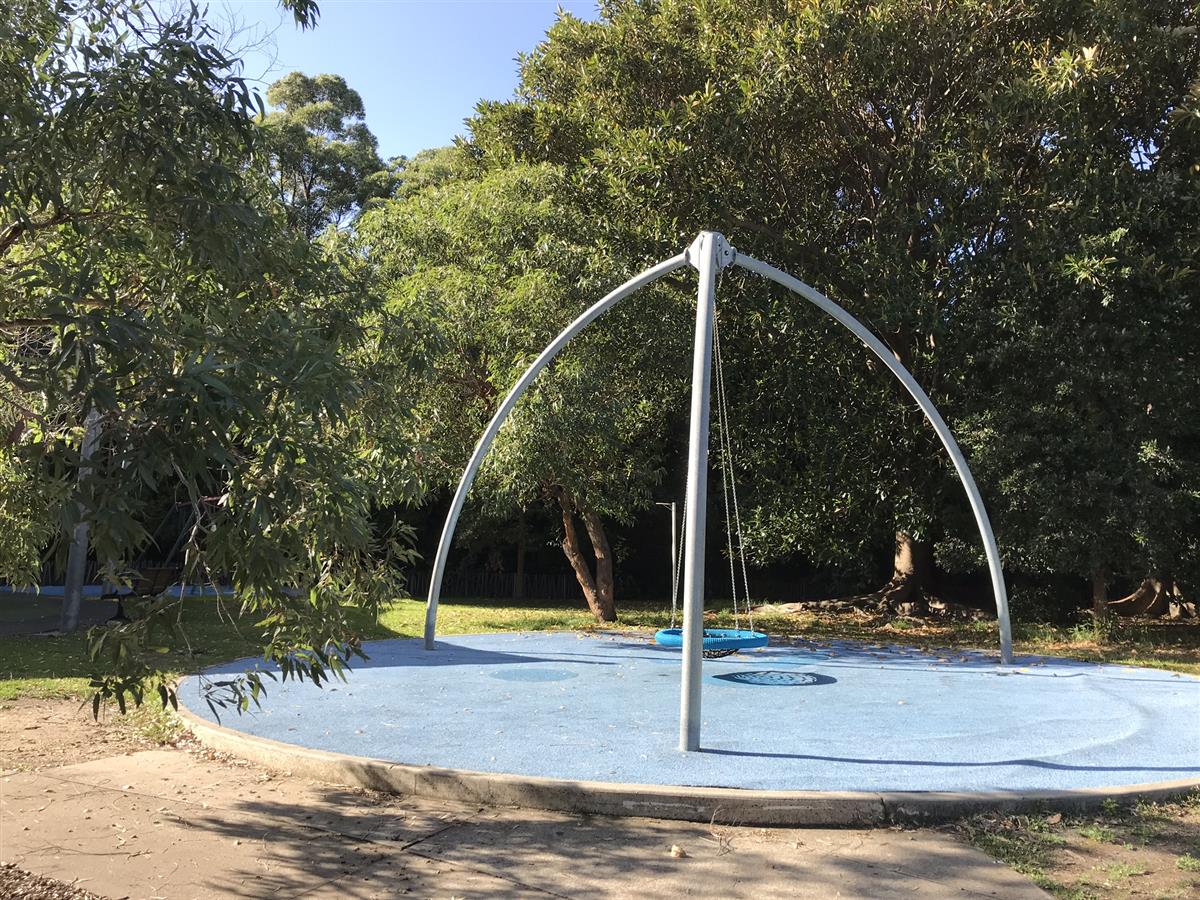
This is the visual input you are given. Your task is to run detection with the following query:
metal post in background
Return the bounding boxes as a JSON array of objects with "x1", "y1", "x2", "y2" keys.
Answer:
[{"x1": 655, "y1": 501, "x2": 678, "y2": 606}]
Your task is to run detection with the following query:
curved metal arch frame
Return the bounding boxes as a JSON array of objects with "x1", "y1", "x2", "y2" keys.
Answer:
[
  {"x1": 422, "y1": 252, "x2": 691, "y2": 649},
  {"x1": 734, "y1": 253, "x2": 1013, "y2": 665},
  {"x1": 422, "y1": 234, "x2": 1013, "y2": 671}
]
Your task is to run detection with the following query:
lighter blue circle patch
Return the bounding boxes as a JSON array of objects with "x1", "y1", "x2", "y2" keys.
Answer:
[{"x1": 490, "y1": 668, "x2": 578, "y2": 683}]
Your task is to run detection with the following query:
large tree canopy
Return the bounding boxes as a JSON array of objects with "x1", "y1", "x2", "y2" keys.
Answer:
[
  {"x1": 262, "y1": 71, "x2": 395, "y2": 238},
  {"x1": 0, "y1": 0, "x2": 418, "y2": 710},
  {"x1": 357, "y1": 156, "x2": 693, "y2": 620},
  {"x1": 463, "y1": 0, "x2": 1200, "y2": 616}
]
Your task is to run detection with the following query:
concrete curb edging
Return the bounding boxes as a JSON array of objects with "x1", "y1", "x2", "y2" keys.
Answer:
[{"x1": 176, "y1": 703, "x2": 1200, "y2": 827}]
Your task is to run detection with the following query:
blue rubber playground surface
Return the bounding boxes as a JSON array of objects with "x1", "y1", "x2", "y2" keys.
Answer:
[{"x1": 180, "y1": 631, "x2": 1200, "y2": 793}]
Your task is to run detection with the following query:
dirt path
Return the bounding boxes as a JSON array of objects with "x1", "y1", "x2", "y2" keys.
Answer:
[
  {"x1": 0, "y1": 698, "x2": 152, "y2": 775},
  {"x1": 0, "y1": 699, "x2": 1049, "y2": 899}
]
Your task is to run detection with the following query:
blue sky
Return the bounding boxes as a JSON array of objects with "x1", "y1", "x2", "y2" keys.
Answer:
[{"x1": 220, "y1": 1, "x2": 599, "y2": 160}]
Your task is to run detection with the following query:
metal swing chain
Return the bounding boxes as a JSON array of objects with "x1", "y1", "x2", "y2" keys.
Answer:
[
  {"x1": 713, "y1": 312, "x2": 754, "y2": 634},
  {"x1": 713, "y1": 269, "x2": 743, "y2": 631},
  {"x1": 670, "y1": 498, "x2": 686, "y2": 629},
  {"x1": 713, "y1": 316, "x2": 741, "y2": 631},
  {"x1": 670, "y1": 273, "x2": 755, "y2": 637}
]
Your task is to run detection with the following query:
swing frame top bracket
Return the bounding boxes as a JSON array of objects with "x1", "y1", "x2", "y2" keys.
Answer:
[{"x1": 686, "y1": 231, "x2": 736, "y2": 272}]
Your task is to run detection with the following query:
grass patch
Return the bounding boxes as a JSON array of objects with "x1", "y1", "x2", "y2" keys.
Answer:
[
  {"x1": 1009, "y1": 620, "x2": 1200, "y2": 676},
  {"x1": 0, "y1": 595, "x2": 271, "y2": 702},
  {"x1": 958, "y1": 814, "x2": 1078, "y2": 896},
  {"x1": 1078, "y1": 825, "x2": 1117, "y2": 843},
  {"x1": 1103, "y1": 862, "x2": 1146, "y2": 879},
  {"x1": 962, "y1": 793, "x2": 1200, "y2": 900}
]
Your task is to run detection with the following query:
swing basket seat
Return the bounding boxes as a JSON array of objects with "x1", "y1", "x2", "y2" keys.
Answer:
[{"x1": 654, "y1": 627, "x2": 769, "y2": 658}]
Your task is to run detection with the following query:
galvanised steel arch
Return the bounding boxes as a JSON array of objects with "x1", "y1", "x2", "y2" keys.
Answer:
[{"x1": 423, "y1": 231, "x2": 1014, "y2": 752}]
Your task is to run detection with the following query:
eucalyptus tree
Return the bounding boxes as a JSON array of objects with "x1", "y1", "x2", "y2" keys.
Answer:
[
  {"x1": 262, "y1": 71, "x2": 395, "y2": 238},
  {"x1": 0, "y1": 0, "x2": 418, "y2": 711},
  {"x1": 465, "y1": 0, "x2": 1200, "y2": 616},
  {"x1": 357, "y1": 159, "x2": 692, "y2": 621}
]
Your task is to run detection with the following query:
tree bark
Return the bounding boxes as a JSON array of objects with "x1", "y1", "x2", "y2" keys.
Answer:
[
  {"x1": 580, "y1": 507, "x2": 616, "y2": 622},
  {"x1": 1108, "y1": 574, "x2": 1190, "y2": 618},
  {"x1": 761, "y1": 529, "x2": 938, "y2": 616},
  {"x1": 870, "y1": 530, "x2": 935, "y2": 613},
  {"x1": 890, "y1": 531, "x2": 934, "y2": 595},
  {"x1": 60, "y1": 410, "x2": 102, "y2": 633},
  {"x1": 554, "y1": 489, "x2": 617, "y2": 622}
]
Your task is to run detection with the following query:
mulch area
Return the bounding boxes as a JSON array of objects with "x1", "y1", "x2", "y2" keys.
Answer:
[{"x1": 0, "y1": 864, "x2": 107, "y2": 900}]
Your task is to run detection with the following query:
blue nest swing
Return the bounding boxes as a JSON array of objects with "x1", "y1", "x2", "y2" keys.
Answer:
[
  {"x1": 655, "y1": 627, "x2": 768, "y2": 658},
  {"x1": 653, "y1": 318, "x2": 769, "y2": 660}
]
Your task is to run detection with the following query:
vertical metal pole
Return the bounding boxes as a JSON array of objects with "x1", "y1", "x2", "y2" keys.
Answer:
[
  {"x1": 60, "y1": 409, "x2": 101, "y2": 633},
  {"x1": 655, "y1": 500, "x2": 678, "y2": 604},
  {"x1": 669, "y1": 502, "x2": 678, "y2": 602},
  {"x1": 679, "y1": 232, "x2": 719, "y2": 752}
]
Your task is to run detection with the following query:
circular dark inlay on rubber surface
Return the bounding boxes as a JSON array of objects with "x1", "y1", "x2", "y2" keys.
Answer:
[{"x1": 714, "y1": 670, "x2": 837, "y2": 687}]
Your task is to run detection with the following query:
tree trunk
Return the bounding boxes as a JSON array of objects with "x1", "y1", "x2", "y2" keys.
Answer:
[
  {"x1": 554, "y1": 489, "x2": 617, "y2": 622},
  {"x1": 760, "y1": 529, "x2": 937, "y2": 616},
  {"x1": 1108, "y1": 574, "x2": 1189, "y2": 618},
  {"x1": 581, "y1": 507, "x2": 616, "y2": 622},
  {"x1": 60, "y1": 410, "x2": 102, "y2": 633},
  {"x1": 891, "y1": 531, "x2": 933, "y2": 594},
  {"x1": 875, "y1": 531, "x2": 934, "y2": 613}
]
